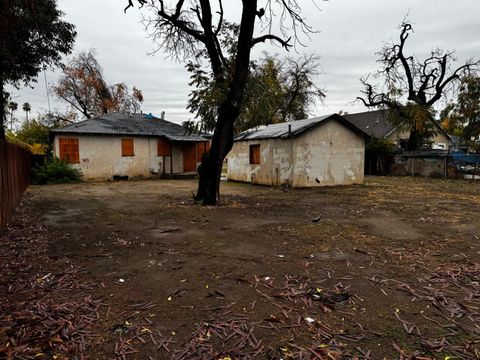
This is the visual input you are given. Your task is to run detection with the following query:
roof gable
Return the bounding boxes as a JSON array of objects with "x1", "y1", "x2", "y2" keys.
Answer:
[
  {"x1": 343, "y1": 109, "x2": 454, "y2": 142},
  {"x1": 342, "y1": 110, "x2": 395, "y2": 139},
  {"x1": 235, "y1": 114, "x2": 369, "y2": 141},
  {"x1": 51, "y1": 112, "x2": 207, "y2": 142}
]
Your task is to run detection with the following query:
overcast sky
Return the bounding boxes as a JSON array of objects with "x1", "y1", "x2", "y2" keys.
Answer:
[{"x1": 8, "y1": 0, "x2": 480, "y2": 125}]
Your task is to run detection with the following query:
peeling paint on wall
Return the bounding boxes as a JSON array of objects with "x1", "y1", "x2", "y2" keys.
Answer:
[
  {"x1": 227, "y1": 120, "x2": 365, "y2": 187},
  {"x1": 54, "y1": 135, "x2": 184, "y2": 180}
]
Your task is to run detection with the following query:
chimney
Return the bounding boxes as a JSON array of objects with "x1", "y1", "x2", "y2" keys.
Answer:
[
  {"x1": 161, "y1": 111, "x2": 165, "y2": 120},
  {"x1": 288, "y1": 124, "x2": 292, "y2": 137}
]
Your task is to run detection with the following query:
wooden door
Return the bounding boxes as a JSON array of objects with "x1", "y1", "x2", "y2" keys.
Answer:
[{"x1": 182, "y1": 143, "x2": 197, "y2": 172}]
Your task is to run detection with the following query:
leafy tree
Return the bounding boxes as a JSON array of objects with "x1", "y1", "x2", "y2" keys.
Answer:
[
  {"x1": 441, "y1": 75, "x2": 480, "y2": 141},
  {"x1": 0, "y1": 0, "x2": 76, "y2": 140},
  {"x1": 357, "y1": 21, "x2": 479, "y2": 150},
  {"x1": 16, "y1": 120, "x2": 50, "y2": 152},
  {"x1": 187, "y1": 54, "x2": 324, "y2": 133},
  {"x1": 127, "y1": 0, "x2": 316, "y2": 204},
  {"x1": 52, "y1": 49, "x2": 144, "y2": 119},
  {"x1": 7, "y1": 101, "x2": 18, "y2": 131},
  {"x1": 22, "y1": 102, "x2": 31, "y2": 123},
  {"x1": 7, "y1": 119, "x2": 50, "y2": 154}
]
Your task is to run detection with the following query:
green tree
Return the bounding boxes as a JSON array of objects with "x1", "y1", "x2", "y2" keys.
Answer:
[
  {"x1": 0, "y1": 0, "x2": 76, "y2": 140},
  {"x1": 441, "y1": 75, "x2": 480, "y2": 141},
  {"x1": 128, "y1": 0, "x2": 317, "y2": 204},
  {"x1": 187, "y1": 54, "x2": 324, "y2": 133},
  {"x1": 357, "y1": 21, "x2": 479, "y2": 150},
  {"x1": 52, "y1": 49, "x2": 144, "y2": 119},
  {"x1": 22, "y1": 102, "x2": 31, "y2": 123},
  {"x1": 15, "y1": 120, "x2": 50, "y2": 147},
  {"x1": 8, "y1": 119, "x2": 50, "y2": 154}
]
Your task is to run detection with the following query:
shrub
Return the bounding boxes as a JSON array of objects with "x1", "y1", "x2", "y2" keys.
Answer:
[{"x1": 32, "y1": 157, "x2": 82, "y2": 185}]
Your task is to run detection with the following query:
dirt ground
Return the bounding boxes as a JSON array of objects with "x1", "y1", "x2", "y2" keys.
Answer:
[{"x1": 1, "y1": 176, "x2": 480, "y2": 359}]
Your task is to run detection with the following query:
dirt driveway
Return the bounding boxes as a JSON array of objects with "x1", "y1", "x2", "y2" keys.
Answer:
[{"x1": 2, "y1": 177, "x2": 480, "y2": 359}]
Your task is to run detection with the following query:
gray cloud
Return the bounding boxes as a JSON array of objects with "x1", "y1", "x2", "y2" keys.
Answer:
[{"x1": 8, "y1": 0, "x2": 480, "y2": 125}]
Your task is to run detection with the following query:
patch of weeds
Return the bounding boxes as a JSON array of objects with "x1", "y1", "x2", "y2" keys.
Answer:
[{"x1": 32, "y1": 157, "x2": 82, "y2": 185}]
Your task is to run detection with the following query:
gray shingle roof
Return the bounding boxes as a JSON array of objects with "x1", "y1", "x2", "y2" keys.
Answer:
[
  {"x1": 234, "y1": 114, "x2": 369, "y2": 141},
  {"x1": 342, "y1": 110, "x2": 395, "y2": 139},
  {"x1": 51, "y1": 113, "x2": 208, "y2": 142},
  {"x1": 343, "y1": 109, "x2": 453, "y2": 142}
]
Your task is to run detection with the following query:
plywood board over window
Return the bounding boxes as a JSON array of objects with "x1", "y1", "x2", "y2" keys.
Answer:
[
  {"x1": 59, "y1": 138, "x2": 79, "y2": 164},
  {"x1": 121, "y1": 139, "x2": 134, "y2": 156},
  {"x1": 196, "y1": 141, "x2": 210, "y2": 162},
  {"x1": 157, "y1": 138, "x2": 171, "y2": 156},
  {"x1": 183, "y1": 143, "x2": 197, "y2": 172},
  {"x1": 249, "y1": 144, "x2": 260, "y2": 165}
]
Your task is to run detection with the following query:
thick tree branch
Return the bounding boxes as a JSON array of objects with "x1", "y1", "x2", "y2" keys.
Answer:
[
  {"x1": 251, "y1": 34, "x2": 292, "y2": 50},
  {"x1": 198, "y1": 0, "x2": 224, "y2": 77}
]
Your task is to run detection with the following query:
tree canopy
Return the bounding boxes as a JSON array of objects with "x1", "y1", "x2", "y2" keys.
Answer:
[
  {"x1": 7, "y1": 119, "x2": 50, "y2": 154},
  {"x1": 186, "y1": 54, "x2": 324, "y2": 133},
  {"x1": 440, "y1": 75, "x2": 480, "y2": 141},
  {"x1": 128, "y1": 0, "x2": 316, "y2": 204},
  {"x1": 52, "y1": 50, "x2": 144, "y2": 119},
  {"x1": 0, "y1": 0, "x2": 76, "y2": 139},
  {"x1": 357, "y1": 21, "x2": 479, "y2": 150}
]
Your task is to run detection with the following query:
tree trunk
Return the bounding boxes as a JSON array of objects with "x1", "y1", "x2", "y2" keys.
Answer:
[
  {"x1": 195, "y1": 0, "x2": 257, "y2": 205},
  {"x1": 195, "y1": 105, "x2": 236, "y2": 204},
  {"x1": 0, "y1": 79, "x2": 5, "y2": 140}
]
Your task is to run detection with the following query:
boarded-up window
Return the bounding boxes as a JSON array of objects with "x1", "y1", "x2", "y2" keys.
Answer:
[
  {"x1": 59, "y1": 138, "x2": 79, "y2": 164},
  {"x1": 249, "y1": 144, "x2": 260, "y2": 165},
  {"x1": 121, "y1": 139, "x2": 134, "y2": 156},
  {"x1": 196, "y1": 142, "x2": 210, "y2": 162},
  {"x1": 157, "y1": 138, "x2": 171, "y2": 156}
]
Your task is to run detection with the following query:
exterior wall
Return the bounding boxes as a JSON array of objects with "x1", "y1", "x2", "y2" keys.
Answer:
[
  {"x1": 386, "y1": 128, "x2": 451, "y2": 149},
  {"x1": 291, "y1": 120, "x2": 365, "y2": 187},
  {"x1": 390, "y1": 156, "x2": 446, "y2": 178},
  {"x1": 227, "y1": 120, "x2": 365, "y2": 187},
  {"x1": 227, "y1": 138, "x2": 293, "y2": 186},
  {"x1": 53, "y1": 135, "x2": 183, "y2": 180}
]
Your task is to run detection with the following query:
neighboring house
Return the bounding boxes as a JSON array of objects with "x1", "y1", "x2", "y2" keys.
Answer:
[
  {"x1": 51, "y1": 113, "x2": 209, "y2": 180},
  {"x1": 343, "y1": 109, "x2": 453, "y2": 150},
  {"x1": 227, "y1": 114, "x2": 369, "y2": 187}
]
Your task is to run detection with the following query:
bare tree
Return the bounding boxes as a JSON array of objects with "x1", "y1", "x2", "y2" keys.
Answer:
[
  {"x1": 53, "y1": 50, "x2": 144, "y2": 119},
  {"x1": 126, "y1": 0, "x2": 316, "y2": 204},
  {"x1": 357, "y1": 21, "x2": 479, "y2": 149}
]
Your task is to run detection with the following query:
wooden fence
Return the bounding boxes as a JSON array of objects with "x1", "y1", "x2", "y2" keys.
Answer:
[{"x1": 0, "y1": 140, "x2": 31, "y2": 234}]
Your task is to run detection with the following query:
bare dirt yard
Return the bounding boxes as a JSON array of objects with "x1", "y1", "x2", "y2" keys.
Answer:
[{"x1": 1, "y1": 176, "x2": 480, "y2": 359}]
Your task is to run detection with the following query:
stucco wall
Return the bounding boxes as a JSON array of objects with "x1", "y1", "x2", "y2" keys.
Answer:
[
  {"x1": 227, "y1": 138, "x2": 293, "y2": 186},
  {"x1": 227, "y1": 120, "x2": 365, "y2": 187},
  {"x1": 291, "y1": 120, "x2": 365, "y2": 186},
  {"x1": 53, "y1": 135, "x2": 183, "y2": 180},
  {"x1": 386, "y1": 129, "x2": 451, "y2": 149}
]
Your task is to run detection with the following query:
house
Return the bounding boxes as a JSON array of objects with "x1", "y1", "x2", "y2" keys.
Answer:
[
  {"x1": 343, "y1": 109, "x2": 453, "y2": 150},
  {"x1": 51, "y1": 113, "x2": 209, "y2": 180},
  {"x1": 226, "y1": 114, "x2": 369, "y2": 187}
]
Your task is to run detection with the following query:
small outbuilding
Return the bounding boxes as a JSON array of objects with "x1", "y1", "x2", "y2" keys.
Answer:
[
  {"x1": 227, "y1": 114, "x2": 369, "y2": 187},
  {"x1": 51, "y1": 113, "x2": 209, "y2": 180}
]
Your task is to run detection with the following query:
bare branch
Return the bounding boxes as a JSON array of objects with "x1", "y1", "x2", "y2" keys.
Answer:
[
  {"x1": 251, "y1": 34, "x2": 292, "y2": 50},
  {"x1": 124, "y1": 0, "x2": 147, "y2": 13},
  {"x1": 360, "y1": 21, "x2": 479, "y2": 109}
]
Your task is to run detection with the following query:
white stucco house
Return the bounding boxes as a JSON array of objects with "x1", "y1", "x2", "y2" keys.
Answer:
[
  {"x1": 227, "y1": 114, "x2": 369, "y2": 187},
  {"x1": 51, "y1": 113, "x2": 210, "y2": 180}
]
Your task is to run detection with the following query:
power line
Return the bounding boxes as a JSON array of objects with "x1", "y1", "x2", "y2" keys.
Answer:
[{"x1": 43, "y1": 70, "x2": 51, "y2": 113}]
